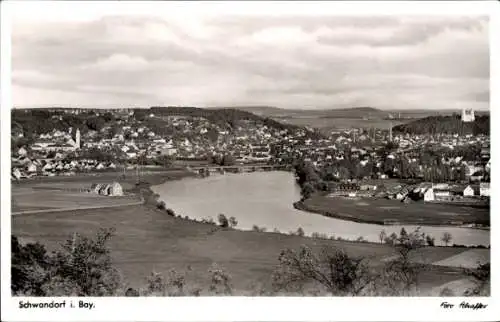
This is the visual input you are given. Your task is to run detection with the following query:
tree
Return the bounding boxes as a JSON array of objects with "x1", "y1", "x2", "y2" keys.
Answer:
[
  {"x1": 156, "y1": 201, "x2": 166, "y2": 210},
  {"x1": 389, "y1": 232, "x2": 398, "y2": 245},
  {"x1": 221, "y1": 154, "x2": 235, "y2": 166},
  {"x1": 47, "y1": 228, "x2": 121, "y2": 296},
  {"x1": 381, "y1": 228, "x2": 426, "y2": 296},
  {"x1": 296, "y1": 227, "x2": 305, "y2": 237},
  {"x1": 425, "y1": 235, "x2": 435, "y2": 247},
  {"x1": 228, "y1": 216, "x2": 238, "y2": 228},
  {"x1": 379, "y1": 230, "x2": 387, "y2": 244},
  {"x1": 301, "y1": 182, "x2": 316, "y2": 200},
  {"x1": 441, "y1": 232, "x2": 452, "y2": 246},
  {"x1": 272, "y1": 245, "x2": 373, "y2": 295},
  {"x1": 11, "y1": 236, "x2": 51, "y2": 296},
  {"x1": 12, "y1": 228, "x2": 121, "y2": 296},
  {"x1": 400, "y1": 228, "x2": 408, "y2": 239},
  {"x1": 217, "y1": 214, "x2": 229, "y2": 228}
]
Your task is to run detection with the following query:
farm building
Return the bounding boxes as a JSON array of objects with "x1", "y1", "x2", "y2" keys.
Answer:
[
  {"x1": 328, "y1": 183, "x2": 360, "y2": 197},
  {"x1": 434, "y1": 189, "x2": 451, "y2": 200},
  {"x1": 89, "y1": 182, "x2": 124, "y2": 196},
  {"x1": 480, "y1": 183, "x2": 490, "y2": 197},
  {"x1": 396, "y1": 187, "x2": 409, "y2": 200},
  {"x1": 424, "y1": 188, "x2": 435, "y2": 202},
  {"x1": 360, "y1": 184, "x2": 377, "y2": 191}
]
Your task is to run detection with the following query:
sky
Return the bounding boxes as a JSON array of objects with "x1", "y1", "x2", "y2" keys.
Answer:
[{"x1": 11, "y1": 12, "x2": 489, "y2": 110}]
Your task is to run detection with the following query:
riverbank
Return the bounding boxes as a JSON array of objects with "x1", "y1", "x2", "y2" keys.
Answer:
[
  {"x1": 295, "y1": 194, "x2": 490, "y2": 228},
  {"x1": 12, "y1": 204, "x2": 485, "y2": 295},
  {"x1": 11, "y1": 169, "x2": 196, "y2": 214},
  {"x1": 11, "y1": 171, "x2": 490, "y2": 295}
]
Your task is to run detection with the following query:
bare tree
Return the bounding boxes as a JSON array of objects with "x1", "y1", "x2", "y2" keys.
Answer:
[
  {"x1": 379, "y1": 229, "x2": 386, "y2": 244},
  {"x1": 441, "y1": 232, "x2": 452, "y2": 246},
  {"x1": 272, "y1": 245, "x2": 374, "y2": 296}
]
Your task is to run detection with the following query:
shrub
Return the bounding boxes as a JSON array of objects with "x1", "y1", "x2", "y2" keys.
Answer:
[
  {"x1": 356, "y1": 236, "x2": 366, "y2": 243},
  {"x1": 464, "y1": 262, "x2": 490, "y2": 296},
  {"x1": 272, "y1": 245, "x2": 373, "y2": 295},
  {"x1": 228, "y1": 216, "x2": 238, "y2": 228},
  {"x1": 125, "y1": 287, "x2": 140, "y2": 297},
  {"x1": 208, "y1": 264, "x2": 232, "y2": 295},
  {"x1": 425, "y1": 235, "x2": 435, "y2": 246},
  {"x1": 217, "y1": 214, "x2": 229, "y2": 228},
  {"x1": 12, "y1": 228, "x2": 121, "y2": 296},
  {"x1": 380, "y1": 228, "x2": 426, "y2": 296},
  {"x1": 439, "y1": 287, "x2": 454, "y2": 296},
  {"x1": 145, "y1": 271, "x2": 166, "y2": 296},
  {"x1": 11, "y1": 236, "x2": 51, "y2": 296},
  {"x1": 156, "y1": 201, "x2": 166, "y2": 210},
  {"x1": 252, "y1": 225, "x2": 266, "y2": 232},
  {"x1": 165, "y1": 208, "x2": 176, "y2": 217}
]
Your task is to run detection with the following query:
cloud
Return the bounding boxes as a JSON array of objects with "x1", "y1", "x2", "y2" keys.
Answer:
[{"x1": 11, "y1": 15, "x2": 489, "y2": 110}]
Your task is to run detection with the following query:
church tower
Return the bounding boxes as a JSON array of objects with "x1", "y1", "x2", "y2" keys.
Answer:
[
  {"x1": 75, "y1": 128, "x2": 81, "y2": 149},
  {"x1": 461, "y1": 108, "x2": 475, "y2": 122},
  {"x1": 389, "y1": 122, "x2": 393, "y2": 142}
]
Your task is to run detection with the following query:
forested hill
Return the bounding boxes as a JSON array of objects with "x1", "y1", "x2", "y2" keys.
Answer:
[
  {"x1": 11, "y1": 106, "x2": 305, "y2": 139},
  {"x1": 392, "y1": 114, "x2": 490, "y2": 135},
  {"x1": 148, "y1": 106, "x2": 299, "y2": 131}
]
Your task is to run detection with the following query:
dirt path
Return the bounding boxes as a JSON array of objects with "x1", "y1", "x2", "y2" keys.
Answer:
[{"x1": 12, "y1": 198, "x2": 144, "y2": 216}]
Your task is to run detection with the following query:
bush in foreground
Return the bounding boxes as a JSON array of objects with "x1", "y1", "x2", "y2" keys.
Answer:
[
  {"x1": 272, "y1": 245, "x2": 373, "y2": 295},
  {"x1": 12, "y1": 228, "x2": 121, "y2": 296},
  {"x1": 12, "y1": 227, "x2": 490, "y2": 297}
]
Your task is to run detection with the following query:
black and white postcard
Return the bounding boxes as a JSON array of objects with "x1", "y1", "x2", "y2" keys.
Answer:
[{"x1": 1, "y1": 1, "x2": 498, "y2": 321}]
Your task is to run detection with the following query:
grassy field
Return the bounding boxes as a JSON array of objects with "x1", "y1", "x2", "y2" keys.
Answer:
[
  {"x1": 12, "y1": 187, "x2": 140, "y2": 213},
  {"x1": 12, "y1": 203, "x2": 473, "y2": 294},
  {"x1": 11, "y1": 170, "x2": 194, "y2": 213},
  {"x1": 299, "y1": 195, "x2": 490, "y2": 226}
]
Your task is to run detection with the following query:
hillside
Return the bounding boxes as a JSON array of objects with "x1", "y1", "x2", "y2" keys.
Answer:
[
  {"x1": 11, "y1": 106, "x2": 304, "y2": 140},
  {"x1": 209, "y1": 106, "x2": 288, "y2": 117},
  {"x1": 392, "y1": 114, "x2": 490, "y2": 135},
  {"x1": 148, "y1": 106, "x2": 300, "y2": 132}
]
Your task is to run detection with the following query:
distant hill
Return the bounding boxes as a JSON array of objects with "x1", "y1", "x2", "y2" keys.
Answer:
[
  {"x1": 209, "y1": 106, "x2": 288, "y2": 117},
  {"x1": 224, "y1": 106, "x2": 387, "y2": 119},
  {"x1": 320, "y1": 107, "x2": 385, "y2": 119},
  {"x1": 11, "y1": 106, "x2": 307, "y2": 142},
  {"x1": 149, "y1": 106, "x2": 300, "y2": 131},
  {"x1": 392, "y1": 114, "x2": 490, "y2": 135}
]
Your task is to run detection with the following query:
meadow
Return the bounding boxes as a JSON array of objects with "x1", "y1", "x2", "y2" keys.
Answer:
[
  {"x1": 11, "y1": 201, "x2": 482, "y2": 294},
  {"x1": 299, "y1": 195, "x2": 490, "y2": 226}
]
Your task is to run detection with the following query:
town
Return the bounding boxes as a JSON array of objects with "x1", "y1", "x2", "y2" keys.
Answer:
[{"x1": 11, "y1": 107, "x2": 490, "y2": 208}]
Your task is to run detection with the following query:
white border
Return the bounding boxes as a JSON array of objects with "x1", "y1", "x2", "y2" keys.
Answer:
[{"x1": 1, "y1": 1, "x2": 499, "y2": 321}]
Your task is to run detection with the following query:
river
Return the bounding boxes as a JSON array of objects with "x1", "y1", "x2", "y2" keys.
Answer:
[{"x1": 152, "y1": 171, "x2": 490, "y2": 247}]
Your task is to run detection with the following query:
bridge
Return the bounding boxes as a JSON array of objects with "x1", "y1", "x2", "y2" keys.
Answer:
[{"x1": 188, "y1": 164, "x2": 292, "y2": 175}]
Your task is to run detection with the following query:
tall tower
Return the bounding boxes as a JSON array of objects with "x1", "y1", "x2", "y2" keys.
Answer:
[
  {"x1": 461, "y1": 108, "x2": 475, "y2": 122},
  {"x1": 389, "y1": 122, "x2": 393, "y2": 142},
  {"x1": 75, "y1": 128, "x2": 81, "y2": 149}
]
